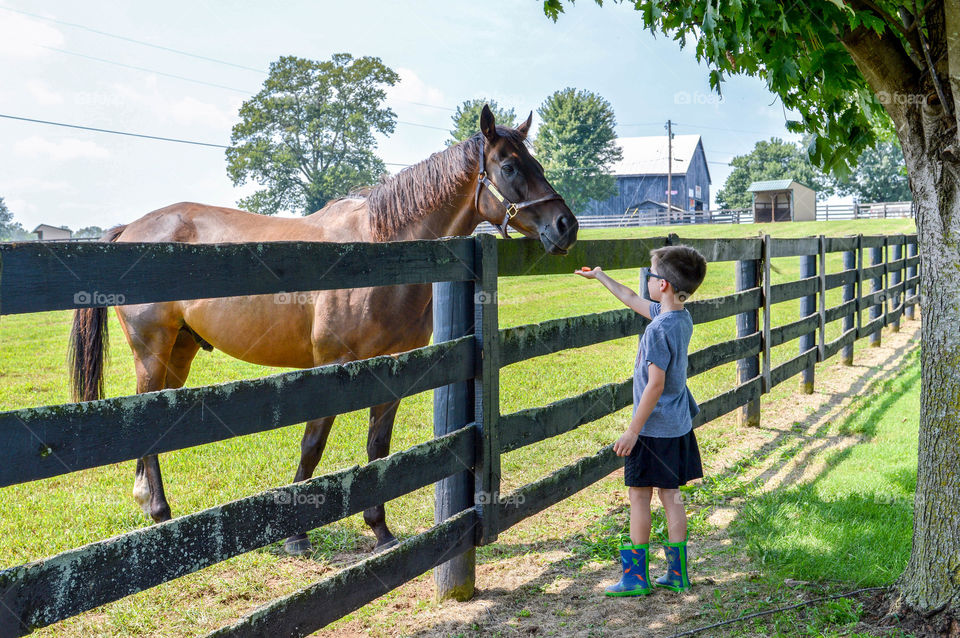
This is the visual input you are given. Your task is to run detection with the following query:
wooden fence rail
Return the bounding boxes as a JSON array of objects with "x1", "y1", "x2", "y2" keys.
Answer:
[{"x1": 0, "y1": 231, "x2": 919, "y2": 637}]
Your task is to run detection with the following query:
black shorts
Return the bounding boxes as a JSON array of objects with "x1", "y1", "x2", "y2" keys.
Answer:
[{"x1": 624, "y1": 429, "x2": 703, "y2": 489}]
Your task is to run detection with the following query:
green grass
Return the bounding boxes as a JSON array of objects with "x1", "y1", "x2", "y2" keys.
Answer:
[
  {"x1": 729, "y1": 347, "x2": 920, "y2": 587},
  {"x1": 0, "y1": 218, "x2": 916, "y2": 636}
]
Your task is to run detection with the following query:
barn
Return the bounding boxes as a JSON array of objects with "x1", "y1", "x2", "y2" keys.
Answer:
[{"x1": 580, "y1": 134, "x2": 711, "y2": 216}]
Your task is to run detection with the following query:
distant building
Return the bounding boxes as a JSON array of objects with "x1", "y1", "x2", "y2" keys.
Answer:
[
  {"x1": 581, "y1": 135, "x2": 711, "y2": 216},
  {"x1": 747, "y1": 180, "x2": 816, "y2": 222},
  {"x1": 31, "y1": 224, "x2": 73, "y2": 240}
]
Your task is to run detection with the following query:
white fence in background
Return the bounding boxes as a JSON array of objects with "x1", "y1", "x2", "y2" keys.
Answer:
[{"x1": 477, "y1": 200, "x2": 913, "y2": 233}]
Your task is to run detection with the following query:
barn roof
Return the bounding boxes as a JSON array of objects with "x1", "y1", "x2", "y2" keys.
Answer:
[{"x1": 610, "y1": 135, "x2": 708, "y2": 181}]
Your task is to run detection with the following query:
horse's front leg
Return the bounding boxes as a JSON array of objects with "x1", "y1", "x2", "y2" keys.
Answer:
[
  {"x1": 284, "y1": 415, "x2": 337, "y2": 556},
  {"x1": 364, "y1": 399, "x2": 401, "y2": 550}
]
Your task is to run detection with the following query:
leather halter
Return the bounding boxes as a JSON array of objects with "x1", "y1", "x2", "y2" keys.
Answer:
[{"x1": 474, "y1": 140, "x2": 565, "y2": 239}]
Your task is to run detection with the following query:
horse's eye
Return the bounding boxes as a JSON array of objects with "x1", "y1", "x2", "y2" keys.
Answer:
[{"x1": 501, "y1": 164, "x2": 515, "y2": 175}]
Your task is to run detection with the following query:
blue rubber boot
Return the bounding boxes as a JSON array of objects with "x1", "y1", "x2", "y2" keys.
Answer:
[
  {"x1": 605, "y1": 543, "x2": 653, "y2": 597},
  {"x1": 655, "y1": 539, "x2": 691, "y2": 591}
]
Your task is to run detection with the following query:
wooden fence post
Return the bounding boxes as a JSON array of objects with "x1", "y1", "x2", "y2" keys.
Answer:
[
  {"x1": 905, "y1": 237, "x2": 918, "y2": 320},
  {"x1": 799, "y1": 248, "x2": 817, "y2": 393},
  {"x1": 890, "y1": 238, "x2": 902, "y2": 332},
  {"x1": 818, "y1": 235, "x2": 827, "y2": 363},
  {"x1": 432, "y1": 279, "x2": 476, "y2": 601},
  {"x1": 842, "y1": 248, "x2": 856, "y2": 365},
  {"x1": 736, "y1": 247, "x2": 761, "y2": 427},
  {"x1": 474, "y1": 233, "x2": 500, "y2": 547},
  {"x1": 870, "y1": 242, "x2": 883, "y2": 347},
  {"x1": 761, "y1": 234, "x2": 772, "y2": 392}
]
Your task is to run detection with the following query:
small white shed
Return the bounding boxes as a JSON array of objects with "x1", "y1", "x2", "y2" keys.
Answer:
[{"x1": 747, "y1": 180, "x2": 817, "y2": 222}]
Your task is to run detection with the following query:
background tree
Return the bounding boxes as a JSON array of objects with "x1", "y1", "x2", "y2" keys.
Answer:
[
  {"x1": 837, "y1": 134, "x2": 912, "y2": 202},
  {"x1": 226, "y1": 54, "x2": 398, "y2": 215},
  {"x1": 533, "y1": 88, "x2": 622, "y2": 215},
  {"x1": 716, "y1": 137, "x2": 836, "y2": 209},
  {"x1": 447, "y1": 99, "x2": 516, "y2": 145},
  {"x1": 545, "y1": 0, "x2": 960, "y2": 628},
  {"x1": 0, "y1": 197, "x2": 29, "y2": 241},
  {"x1": 74, "y1": 226, "x2": 105, "y2": 238}
]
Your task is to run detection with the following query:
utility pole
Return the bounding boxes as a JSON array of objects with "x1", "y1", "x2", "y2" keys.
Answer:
[{"x1": 665, "y1": 119, "x2": 674, "y2": 218}]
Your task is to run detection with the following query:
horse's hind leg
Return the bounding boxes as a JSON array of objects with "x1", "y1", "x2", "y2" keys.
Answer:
[
  {"x1": 284, "y1": 415, "x2": 337, "y2": 556},
  {"x1": 130, "y1": 327, "x2": 199, "y2": 523},
  {"x1": 363, "y1": 400, "x2": 401, "y2": 551}
]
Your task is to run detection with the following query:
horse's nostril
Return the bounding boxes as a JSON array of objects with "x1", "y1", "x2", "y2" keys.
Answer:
[{"x1": 557, "y1": 216, "x2": 567, "y2": 234}]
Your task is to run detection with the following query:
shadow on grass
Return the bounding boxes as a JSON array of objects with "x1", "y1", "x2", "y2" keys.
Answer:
[{"x1": 727, "y1": 350, "x2": 920, "y2": 588}]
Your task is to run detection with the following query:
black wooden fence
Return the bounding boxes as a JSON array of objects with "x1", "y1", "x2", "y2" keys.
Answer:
[{"x1": 0, "y1": 232, "x2": 919, "y2": 637}]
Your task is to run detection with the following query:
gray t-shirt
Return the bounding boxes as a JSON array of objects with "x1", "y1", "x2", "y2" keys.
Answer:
[{"x1": 632, "y1": 302, "x2": 700, "y2": 437}]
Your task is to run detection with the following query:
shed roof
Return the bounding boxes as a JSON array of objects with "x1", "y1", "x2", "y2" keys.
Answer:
[
  {"x1": 31, "y1": 224, "x2": 71, "y2": 233},
  {"x1": 747, "y1": 179, "x2": 814, "y2": 192},
  {"x1": 611, "y1": 135, "x2": 708, "y2": 181}
]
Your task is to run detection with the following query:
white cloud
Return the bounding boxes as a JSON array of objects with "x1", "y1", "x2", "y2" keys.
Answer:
[
  {"x1": 26, "y1": 79, "x2": 63, "y2": 105},
  {"x1": 14, "y1": 136, "x2": 110, "y2": 161},
  {"x1": 0, "y1": 12, "x2": 64, "y2": 58},
  {"x1": 169, "y1": 96, "x2": 240, "y2": 130},
  {"x1": 387, "y1": 68, "x2": 446, "y2": 110}
]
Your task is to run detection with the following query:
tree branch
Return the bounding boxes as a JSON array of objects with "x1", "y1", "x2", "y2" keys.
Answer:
[
  {"x1": 943, "y1": 0, "x2": 960, "y2": 132},
  {"x1": 852, "y1": 0, "x2": 925, "y2": 60},
  {"x1": 915, "y1": 0, "x2": 952, "y2": 122},
  {"x1": 840, "y1": 23, "x2": 923, "y2": 122}
]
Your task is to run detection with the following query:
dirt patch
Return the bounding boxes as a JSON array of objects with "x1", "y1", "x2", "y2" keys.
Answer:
[
  {"x1": 859, "y1": 588, "x2": 960, "y2": 638},
  {"x1": 304, "y1": 319, "x2": 921, "y2": 637}
]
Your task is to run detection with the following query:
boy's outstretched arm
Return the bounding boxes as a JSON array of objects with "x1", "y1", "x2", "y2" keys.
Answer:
[{"x1": 574, "y1": 266, "x2": 653, "y2": 319}]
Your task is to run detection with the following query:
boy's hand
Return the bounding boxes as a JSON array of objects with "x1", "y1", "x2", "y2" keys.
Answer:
[
  {"x1": 574, "y1": 265, "x2": 603, "y2": 279},
  {"x1": 613, "y1": 429, "x2": 638, "y2": 457}
]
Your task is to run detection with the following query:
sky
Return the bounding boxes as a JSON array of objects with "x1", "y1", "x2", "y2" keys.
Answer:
[{"x1": 0, "y1": 0, "x2": 815, "y2": 233}]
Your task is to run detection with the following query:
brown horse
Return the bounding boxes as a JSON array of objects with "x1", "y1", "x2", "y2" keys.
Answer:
[{"x1": 69, "y1": 106, "x2": 578, "y2": 556}]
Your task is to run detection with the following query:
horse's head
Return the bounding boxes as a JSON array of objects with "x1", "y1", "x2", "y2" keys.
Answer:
[{"x1": 475, "y1": 105, "x2": 578, "y2": 255}]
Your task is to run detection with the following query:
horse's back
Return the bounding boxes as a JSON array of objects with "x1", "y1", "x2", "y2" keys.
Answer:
[{"x1": 114, "y1": 200, "x2": 371, "y2": 243}]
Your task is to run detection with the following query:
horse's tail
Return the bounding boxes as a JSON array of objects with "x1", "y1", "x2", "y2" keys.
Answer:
[{"x1": 68, "y1": 224, "x2": 127, "y2": 401}]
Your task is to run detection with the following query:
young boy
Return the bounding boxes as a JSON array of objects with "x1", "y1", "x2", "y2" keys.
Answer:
[{"x1": 575, "y1": 245, "x2": 707, "y2": 596}]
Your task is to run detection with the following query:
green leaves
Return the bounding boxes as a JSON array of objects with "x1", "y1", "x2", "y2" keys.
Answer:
[
  {"x1": 533, "y1": 88, "x2": 622, "y2": 215},
  {"x1": 448, "y1": 99, "x2": 517, "y2": 146},
  {"x1": 226, "y1": 53, "x2": 398, "y2": 215}
]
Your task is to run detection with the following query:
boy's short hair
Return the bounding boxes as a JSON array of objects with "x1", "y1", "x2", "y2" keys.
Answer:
[{"x1": 650, "y1": 245, "x2": 707, "y2": 302}]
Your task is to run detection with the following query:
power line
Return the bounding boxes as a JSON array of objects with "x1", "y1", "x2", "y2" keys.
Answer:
[
  {"x1": 1, "y1": 5, "x2": 266, "y2": 73},
  {"x1": 672, "y1": 121, "x2": 773, "y2": 136},
  {"x1": 0, "y1": 113, "x2": 230, "y2": 148},
  {"x1": 2, "y1": 112, "x2": 661, "y2": 175},
  {"x1": 41, "y1": 46, "x2": 256, "y2": 94}
]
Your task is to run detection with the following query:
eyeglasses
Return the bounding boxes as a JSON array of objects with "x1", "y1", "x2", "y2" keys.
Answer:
[{"x1": 645, "y1": 270, "x2": 673, "y2": 288}]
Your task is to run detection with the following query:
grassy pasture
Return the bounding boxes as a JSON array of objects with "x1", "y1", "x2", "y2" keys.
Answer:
[{"x1": 0, "y1": 217, "x2": 915, "y2": 636}]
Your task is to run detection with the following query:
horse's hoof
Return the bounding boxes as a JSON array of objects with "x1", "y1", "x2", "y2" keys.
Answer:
[
  {"x1": 284, "y1": 535, "x2": 313, "y2": 557},
  {"x1": 373, "y1": 537, "x2": 399, "y2": 553}
]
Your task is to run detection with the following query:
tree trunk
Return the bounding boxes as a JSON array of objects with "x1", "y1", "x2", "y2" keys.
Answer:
[
  {"x1": 841, "y1": 5, "x2": 960, "y2": 623},
  {"x1": 894, "y1": 116, "x2": 960, "y2": 622}
]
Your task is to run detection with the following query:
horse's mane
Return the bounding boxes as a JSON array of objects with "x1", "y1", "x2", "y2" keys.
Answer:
[{"x1": 364, "y1": 129, "x2": 525, "y2": 241}]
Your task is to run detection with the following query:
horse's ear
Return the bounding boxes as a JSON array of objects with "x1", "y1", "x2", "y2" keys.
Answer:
[
  {"x1": 480, "y1": 104, "x2": 498, "y2": 142},
  {"x1": 516, "y1": 112, "x2": 533, "y2": 140}
]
